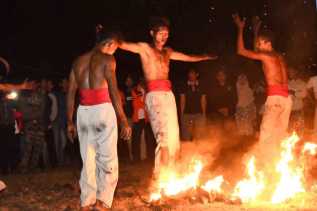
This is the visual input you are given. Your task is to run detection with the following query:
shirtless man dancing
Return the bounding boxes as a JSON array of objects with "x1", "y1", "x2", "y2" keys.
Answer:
[
  {"x1": 119, "y1": 17, "x2": 217, "y2": 177},
  {"x1": 67, "y1": 30, "x2": 132, "y2": 211},
  {"x1": 233, "y1": 14, "x2": 292, "y2": 163}
]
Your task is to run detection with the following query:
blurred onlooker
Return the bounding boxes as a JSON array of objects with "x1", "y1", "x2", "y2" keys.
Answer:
[
  {"x1": 18, "y1": 81, "x2": 48, "y2": 173},
  {"x1": 0, "y1": 80, "x2": 33, "y2": 174},
  {"x1": 131, "y1": 79, "x2": 156, "y2": 163},
  {"x1": 288, "y1": 67, "x2": 306, "y2": 135},
  {"x1": 46, "y1": 80, "x2": 58, "y2": 166},
  {"x1": 253, "y1": 79, "x2": 266, "y2": 130},
  {"x1": 207, "y1": 69, "x2": 236, "y2": 128},
  {"x1": 56, "y1": 78, "x2": 69, "y2": 164},
  {"x1": 180, "y1": 69, "x2": 207, "y2": 141},
  {"x1": 235, "y1": 73, "x2": 256, "y2": 136},
  {"x1": 0, "y1": 93, "x2": 19, "y2": 174},
  {"x1": 119, "y1": 75, "x2": 134, "y2": 162},
  {"x1": 307, "y1": 74, "x2": 317, "y2": 136},
  {"x1": 40, "y1": 79, "x2": 50, "y2": 168}
]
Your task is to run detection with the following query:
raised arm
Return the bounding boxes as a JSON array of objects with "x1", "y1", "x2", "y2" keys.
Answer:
[
  {"x1": 252, "y1": 16, "x2": 262, "y2": 50},
  {"x1": 232, "y1": 14, "x2": 266, "y2": 61},
  {"x1": 66, "y1": 68, "x2": 78, "y2": 142},
  {"x1": 119, "y1": 41, "x2": 145, "y2": 54},
  {"x1": 170, "y1": 49, "x2": 217, "y2": 62},
  {"x1": 104, "y1": 56, "x2": 132, "y2": 140}
]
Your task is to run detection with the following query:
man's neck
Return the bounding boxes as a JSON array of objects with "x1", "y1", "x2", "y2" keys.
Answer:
[{"x1": 153, "y1": 42, "x2": 164, "y2": 51}]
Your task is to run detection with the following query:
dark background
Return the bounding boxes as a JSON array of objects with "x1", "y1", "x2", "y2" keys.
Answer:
[{"x1": 0, "y1": 0, "x2": 316, "y2": 84}]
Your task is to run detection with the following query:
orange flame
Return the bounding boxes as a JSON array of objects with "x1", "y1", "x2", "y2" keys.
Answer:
[
  {"x1": 232, "y1": 156, "x2": 265, "y2": 203},
  {"x1": 149, "y1": 133, "x2": 316, "y2": 205},
  {"x1": 302, "y1": 143, "x2": 317, "y2": 156},
  {"x1": 201, "y1": 176, "x2": 224, "y2": 193},
  {"x1": 271, "y1": 133, "x2": 305, "y2": 203}
]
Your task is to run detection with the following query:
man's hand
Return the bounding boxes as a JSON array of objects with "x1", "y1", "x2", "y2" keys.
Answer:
[
  {"x1": 67, "y1": 122, "x2": 77, "y2": 143},
  {"x1": 120, "y1": 121, "x2": 132, "y2": 141},
  {"x1": 206, "y1": 54, "x2": 218, "y2": 60},
  {"x1": 232, "y1": 13, "x2": 246, "y2": 29},
  {"x1": 252, "y1": 16, "x2": 262, "y2": 33}
]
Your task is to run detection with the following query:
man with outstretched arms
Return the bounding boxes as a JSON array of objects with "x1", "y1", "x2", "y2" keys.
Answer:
[
  {"x1": 233, "y1": 14, "x2": 292, "y2": 161},
  {"x1": 119, "y1": 17, "x2": 217, "y2": 177},
  {"x1": 67, "y1": 30, "x2": 132, "y2": 211}
]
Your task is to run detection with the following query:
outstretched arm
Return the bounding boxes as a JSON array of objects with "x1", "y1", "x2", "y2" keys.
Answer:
[
  {"x1": 252, "y1": 16, "x2": 262, "y2": 50},
  {"x1": 170, "y1": 49, "x2": 217, "y2": 62},
  {"x1": 104, "y1": 57, "x2": 132, "y2": 140},
  {"x1": 233, "y1": 14, "x2": 266, "y2": 61},
  {"x1": 119, "y1": 41, "x2": 145, "y2": 54},
  {"x1": 0, "y1": 80, "x2": 33, "y2": 91}
]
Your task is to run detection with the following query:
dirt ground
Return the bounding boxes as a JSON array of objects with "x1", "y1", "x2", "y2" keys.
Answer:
[
  {"x1": 1, "y1": 134, "x2": 317, "y2": 210},
  {"x1": 1, "y1": 162, "x2": 317, "y2": 211}
]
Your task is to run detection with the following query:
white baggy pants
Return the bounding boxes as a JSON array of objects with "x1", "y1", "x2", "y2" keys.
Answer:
[
  {"x1": 145, "y1": 91, "x2": 180, "y2": 175},
  {"x1": 77, "y1": 103, "x2": 118, "y2": 207},
  {"x1": 256, "y1": 95, "x2": 292, "y2": 162}
]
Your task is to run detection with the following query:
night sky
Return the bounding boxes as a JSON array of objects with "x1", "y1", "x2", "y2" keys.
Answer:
[{"x1": 0, "y1": 0, "x2": 316, "y2": 84}]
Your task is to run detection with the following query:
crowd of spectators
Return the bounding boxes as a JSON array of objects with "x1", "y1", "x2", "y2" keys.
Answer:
[{"x1": 0, "y1": 64, "x2": 316, "y2": 175}]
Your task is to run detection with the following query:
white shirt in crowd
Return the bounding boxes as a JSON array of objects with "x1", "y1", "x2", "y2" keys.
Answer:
[
  {"x1": 288, "y1": 78, "x2": 307, "y2": 111},
  {"x1": 48, "y1": 92, "x2": 58, "y2": 122}
]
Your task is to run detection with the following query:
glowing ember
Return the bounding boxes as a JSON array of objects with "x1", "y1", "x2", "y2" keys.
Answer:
[
  {"x1": 271, "y1": 133, "x2": 305, "y2": 203},
  {"x1": 232, "y1": 156, "x2": 265, "y2": 203},
  {"x1": 201, "y1": 176, "x2": 224, "y2": 193}
]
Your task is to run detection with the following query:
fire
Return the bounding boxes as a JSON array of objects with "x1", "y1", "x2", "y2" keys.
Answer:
[
  {"x1": 150, "y1": 159, "x2": 203, "y2": 201},
  {"x1": 149, "y1": 133, "x2": 317, "y2": 205},
  {"x1": 271, "y1": 133, "x2": 305, "y2": 203},
  {"x1": 302, "y1": 143, "x2": 317, "y2": 156},
  {"x1": 201, "y1": 176, "x2": 224, "y2": 193},
  {"x1": 232, "y1": 156, "x2": 265, "y2": 203}
]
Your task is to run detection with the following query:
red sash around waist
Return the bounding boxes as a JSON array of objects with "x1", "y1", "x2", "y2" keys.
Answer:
[
  {"x1": 147, "y1": 80, "x2": 172, "y2": 92},
  {"x1": 267, "y1": 84, "x2": 288, "y2": 97},
  {"x1": 79, "y1": 88, "x2": 111, "y2": 105}
]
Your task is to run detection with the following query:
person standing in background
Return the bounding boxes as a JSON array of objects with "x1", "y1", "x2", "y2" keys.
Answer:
[{"x1": 180, "y1": 69, "x2": 207, "y2": 141}]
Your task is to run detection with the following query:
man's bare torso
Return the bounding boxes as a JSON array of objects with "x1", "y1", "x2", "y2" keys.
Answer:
[
  {"x1": 138, "y1": 43, "x2": 171, "y2": 81},
  {"x1": 73, "y1": 51, "x2": 111, "y2": 89},
  {"x1": 262, "y1": 52, "x2": 288, "y2": 86}
]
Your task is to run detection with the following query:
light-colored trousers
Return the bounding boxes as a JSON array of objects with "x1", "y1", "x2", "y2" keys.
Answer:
[
  {"x1": 77, "y1": 103, "x2": 118, "y2": 207},
  {"x1": 145, "y1": 91, "x2": 180, "y2": 176},
  {"x1": 256, "y1": 95, "x2": 292, "y2": 162}
]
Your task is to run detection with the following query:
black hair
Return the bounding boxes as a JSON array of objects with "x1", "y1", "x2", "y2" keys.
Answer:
[
  {"x1": 149, "y1": 17, "x2": 170, "y2": 32},
  {"x1": 258, "y1": 30, "x2": 275, "y2": 46},
  {"x1": 96, "y1": 29, "x2": 123, "y2": 45}
]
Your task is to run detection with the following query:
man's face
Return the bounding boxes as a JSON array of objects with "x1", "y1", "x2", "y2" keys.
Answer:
[
  {"x1": 256, "y1": 37, "x2": 272, "y2": 52},
  {"x1": 152, "y1": 26, "x2": 169, "y2": 46},
  {"x1": 47, "y1": 81, "x2": 54, "y2": 91},
  {"x1": 288, "y1": 68, "x2": 297, "y2": 79},
  {"x1": 216, "y1": 71, "x2": 226, "y2": 84},
  {"x1": 125, "y1": 77, "x2": 133, "y2": 87},
  {"x1": 188, "y1": 71, "x2": 197, "y2": 81}
]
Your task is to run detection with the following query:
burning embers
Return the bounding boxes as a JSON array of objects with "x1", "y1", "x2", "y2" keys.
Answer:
[{"x1": 149, "y1": 133, "x2": 317, "y2": 207}]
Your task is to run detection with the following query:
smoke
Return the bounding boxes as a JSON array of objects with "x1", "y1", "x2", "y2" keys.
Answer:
[
  {"x1": 270, "y1": 0, "x2": 317, "y2": 66},
  {"x1": 178, "y1": 120, "x2": 258, "y2": 189}
]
